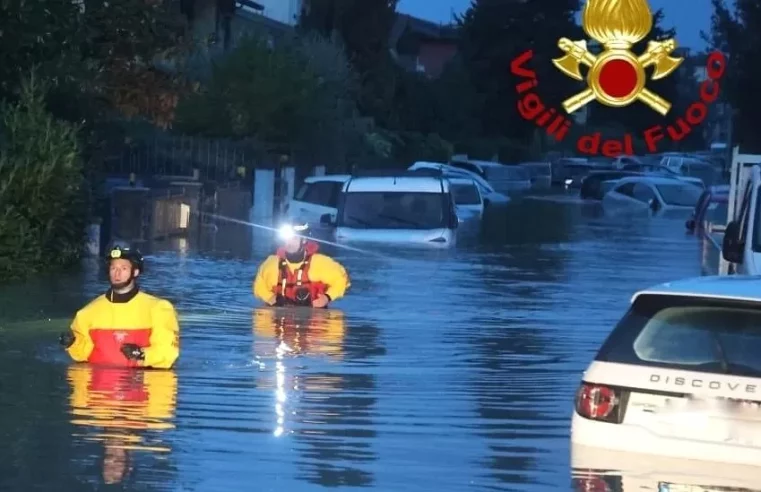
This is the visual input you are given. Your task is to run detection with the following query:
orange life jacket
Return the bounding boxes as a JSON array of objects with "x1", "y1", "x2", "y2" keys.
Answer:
[{"x1": 272, "y1": 241, "x2": 327, "y2": 305}]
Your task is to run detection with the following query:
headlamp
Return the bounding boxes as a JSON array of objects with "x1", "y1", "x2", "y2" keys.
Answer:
[
  {"x1": 110, "y1": 248, "x2": 122, "y2": 259},
  {"x1": 278, "y1": 224, "x2": 295, "y2": 240},
  {"x1": 278, "y1": 223, "x2": 309, "y2": 241}
]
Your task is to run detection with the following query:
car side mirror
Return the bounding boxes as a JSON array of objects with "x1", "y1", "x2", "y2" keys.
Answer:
[
  {"x1": 722, "y1": 220, "x2": 744, "y2": 264},
  {"x1": 319, "y1": 213, "x2": 333, "y2": 226},
  {"x1": 649, "y1": 198, "x2": 660, "y2": 212},
  {"x1": 685, "y1": 218, "x2": 696, "y2": 232}
]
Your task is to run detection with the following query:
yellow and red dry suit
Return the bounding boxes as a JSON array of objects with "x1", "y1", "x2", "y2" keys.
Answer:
[
  {"x1": 65, "y1": 289, "x2": 180, "y2": 369},
  {"x1": 252, "y1": 241, "x2": 350, "y2": 306}
]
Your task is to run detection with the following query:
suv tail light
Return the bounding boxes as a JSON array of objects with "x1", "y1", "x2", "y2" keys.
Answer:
[
  {"x1": 572, "y1": 475, "x2": 620, "y2": 492},
  {"x1": 575, "y1": 382, "x2": 628, "y2": 424}
]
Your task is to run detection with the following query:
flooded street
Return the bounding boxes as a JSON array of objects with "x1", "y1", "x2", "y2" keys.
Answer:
[{"x1": 0, "y1": 197, "x2": 710, "y2": 491}]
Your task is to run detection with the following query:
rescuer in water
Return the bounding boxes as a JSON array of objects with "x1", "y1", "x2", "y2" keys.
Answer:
[
  {"x1": 58, "y1": 243, "x2": 180, "y2": 369},
  {"x1": 253, "y1": 221, "x2": 350, "y2": 308}
]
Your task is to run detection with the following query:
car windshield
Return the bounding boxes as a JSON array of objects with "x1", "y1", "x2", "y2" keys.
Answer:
[
  {"x1": 655, "y1": 184, "x2": 702, "y2": 206},
  {"x1": 597, "y1": 294, "x2": 761, "y2": 377},
  {"x1": 451, "y1": 183, "x2": 480, "y2": 205},
  {"x1": 340, "y1": 192, "x2": 445, "y2": 229}
]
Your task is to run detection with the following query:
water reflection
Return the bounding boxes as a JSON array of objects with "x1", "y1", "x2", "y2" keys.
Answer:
[
  {"x1": 571, "y1": 446, "x2": 761, "y2": 491},
  {"x1": 66, "y1": 365, "x2": 178, "y2": 485},
  {"x1": 253, "y1": 308, "x2": 379, "y2": 487}
]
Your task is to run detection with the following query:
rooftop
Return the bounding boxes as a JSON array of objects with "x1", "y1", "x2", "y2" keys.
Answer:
[{"x1": 633, "y1": 275, "x2": 761, "y2": 303}]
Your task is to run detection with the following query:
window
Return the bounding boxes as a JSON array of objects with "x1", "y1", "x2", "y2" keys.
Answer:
[
  {"x1": 614, "y1": 182, "x2": 636, "y2": 197},
  {"x1": 339, "y1": 192, "x2": 446, "y2": 229},
  {"x1": 596, "y1": 294, "x2": 761, "y2": 377},
  {"x1": 451, "y1": 183, "x2": 481, "y2": 205},
  {"x1": 655, "y1": 184, "x2": 703, "y2": 207},
  {"x1": 632, "y1": 183, "x2": 656, "y2": 203},
  {"x1": 296, "y1": 181, "x2": 340, "y2": 207}
]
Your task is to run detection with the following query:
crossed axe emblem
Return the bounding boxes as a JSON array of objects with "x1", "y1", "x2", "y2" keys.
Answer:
[{"x1": 553, "y1": 37, "x2": 683, "y2": 115}]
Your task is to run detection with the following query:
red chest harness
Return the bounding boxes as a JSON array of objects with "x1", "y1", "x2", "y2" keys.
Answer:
[{"x1": 273, "y1": 241, "x2": 327, "y2": 304}]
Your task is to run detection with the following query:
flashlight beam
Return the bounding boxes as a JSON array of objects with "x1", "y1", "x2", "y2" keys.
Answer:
[{"x1": 195, "y1": 212, "x2": 389, "y2": 258}]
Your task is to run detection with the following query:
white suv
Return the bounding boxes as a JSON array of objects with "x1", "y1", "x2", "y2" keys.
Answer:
[
  {"x1": 287, "y1": 175, "x2": 350, "y2": 225},
  {"x1": 572, "y1": 275, "x2": 761, "y2": 466}
]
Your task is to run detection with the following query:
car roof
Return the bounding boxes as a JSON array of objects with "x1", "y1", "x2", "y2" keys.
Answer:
[
  {"x1": 409, "y1": 162, "x2": 494, "y2": 188},
  {"x1": 454, "y1": 159, "x2": 505, "y2": 167},
  {"x1": 447, "y1": 177, "x2": 477, "y2": 185},
  {"x1": 345, "y1": 175, "x2": 448, "y2": 193},
  {"x1": 632, "y1": 275, "x2": 761, "y2": 304},
  {"x1": 612, "y1": 175, "x2": 685, "y2": 186},
  {"x1": 304, "y1": 174, "x2": 351, "y2": 183}
]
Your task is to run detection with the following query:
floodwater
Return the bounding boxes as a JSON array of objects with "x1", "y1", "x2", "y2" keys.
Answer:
[{"x1": 0, "y1": 196, "x2": 721, "y2": 491}]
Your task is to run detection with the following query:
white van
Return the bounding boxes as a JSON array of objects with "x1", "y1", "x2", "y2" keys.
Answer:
[
  {"x1": 721, "y1": 148, "x2": 761, "y2": 275},
  {"x1": 320, "y1": 171, "x2": 459, "y2": 246},
  {"x1": 571, "y1": 274, "x2": 761, "y2": 465}
]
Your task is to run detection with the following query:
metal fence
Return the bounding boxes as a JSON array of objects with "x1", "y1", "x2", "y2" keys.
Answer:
[{"x1": 101, "y1": 135, "x2": 267, "y2": 182}]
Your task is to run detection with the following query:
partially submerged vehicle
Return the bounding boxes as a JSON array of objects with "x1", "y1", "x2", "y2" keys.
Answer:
[
  {"x1": 321, "y1": 170, "x2": 459, "y2": 247},
  {"x1": 447, "y1": 158, "x2": 532, "y2": 193},
  {"x1": 577, "y1": 170, "x2": 643, "y2": 200},
  {"x1": 288, "y1": 174, "x2": 351, "y2": 226},
  {"x1": 447, "y1": 176, "x2": 484, "y2": 222},
  {"x1": 620, "y1": 161, "x2": 705, "y2": 189},
  {"x1": 407, "y1": 161, "x2": 510, "y2": 208},
  {"x1": 602, "y1": 176, "x2": 703, "y2": 213}
]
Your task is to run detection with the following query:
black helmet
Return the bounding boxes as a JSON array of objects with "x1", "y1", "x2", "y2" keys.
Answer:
[
  {"x1": 277, "y1": 220, "x2": 310, "y2": 241},
  {"x1": 105, "y1": 243, "x2": 144, "y2": 272}
]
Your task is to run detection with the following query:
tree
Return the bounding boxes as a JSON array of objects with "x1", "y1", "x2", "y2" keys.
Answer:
[
  {"x1": 0, "y1": 74, "x2": 86, "y2": 280},
  {"x1": 0, "y1": 0, "x2": 191, "y2": 129},
  {"x1": 708, "y1": 0, "x2": 760, "y2": 151},
  {"x1": 0, "y1": 0, "x2": 82, "y2": 102},
  {"x1": 393, "y1": 55, "x2": 482, "y2": 142},
  {"x1": 78, "y1": 0, "x2": 192, "y2": 128},
  {"x1": 299, "y1": 0, "x2": 399, "y2": 126},
  {"x1": 458, "y1": 0, "x2": 582, "y2": 142},
  {"x1": 173, "y1": 35, "x2": 324, "y2": 152}
]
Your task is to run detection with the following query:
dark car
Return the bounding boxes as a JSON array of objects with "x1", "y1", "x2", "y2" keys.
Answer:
[{"x1": 579, "y1": 170, "x2": 643, "y2": 200}]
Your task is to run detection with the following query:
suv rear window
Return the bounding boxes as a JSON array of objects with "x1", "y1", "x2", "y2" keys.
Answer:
[{"x1": 596, "y1": 294, "x2": 761, "y2": 377}]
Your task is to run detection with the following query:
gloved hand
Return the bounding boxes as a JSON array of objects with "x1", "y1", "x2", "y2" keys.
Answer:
[
  {"x1": 274, "y1": 294, "x2": 288, "y2": 307},
  {"x1": 120, "y1": 343, "x2": 145, "y2": 361},
  {"x1": 59, "y1": 332, "x2": 74, "y2": 348}
]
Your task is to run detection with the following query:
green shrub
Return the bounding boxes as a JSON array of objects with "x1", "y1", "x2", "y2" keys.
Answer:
[{"x1": 0, "y1": 74, "x2": 86, "y2": 281}]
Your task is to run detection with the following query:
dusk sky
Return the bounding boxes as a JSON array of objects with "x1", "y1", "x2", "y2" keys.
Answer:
[{"x1": 397, "y1": 0, "x2": 714, "y2": 51}]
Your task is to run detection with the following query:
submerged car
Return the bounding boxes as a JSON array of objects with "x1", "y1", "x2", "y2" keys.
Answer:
[
  {"x1": 602, "y1": 176, "x2": 703, "y2": 212},
  {"x1": 571, "y1": 275, "x2": 761, "y2": 465},
  {"x1": 578, "y1": 170, "x2": 643, "y2": 200},
  {"x1": 322, "y1": 170, "x2": 460, "y2": 247},
  {"x1": 407, "y1": 161, "x2": 510, "y2": 208}
]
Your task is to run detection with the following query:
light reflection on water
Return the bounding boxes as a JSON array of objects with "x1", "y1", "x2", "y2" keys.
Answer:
[{"x1": 0, "y1": 197, "x2": 735, "y2": 491}]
